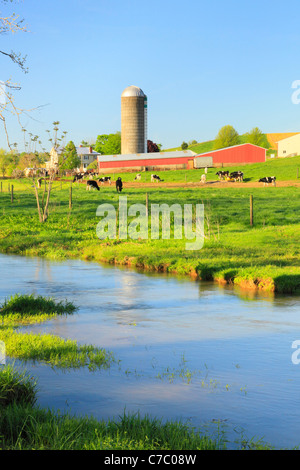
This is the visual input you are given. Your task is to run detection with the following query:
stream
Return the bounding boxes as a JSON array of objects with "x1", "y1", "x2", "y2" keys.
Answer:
[{"x1": 1, "y1": 253, "x2": 300, "y2": 449}]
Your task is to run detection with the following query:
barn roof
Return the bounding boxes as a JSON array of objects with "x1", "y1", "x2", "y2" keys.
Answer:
[
  {"x1": 194, "y1": 143, "x2": 266, "y2": 156},
  {"x1": 76, "y1": 146, "x2": 100, "y2": 156},
  {"x1": 97, "y1": 150, "x2": 196, "y2": 162}
]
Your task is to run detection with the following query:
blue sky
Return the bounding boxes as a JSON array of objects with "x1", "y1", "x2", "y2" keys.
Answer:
[{"x1": 1, "y1": 0, "x2": 300, "y2": 151}]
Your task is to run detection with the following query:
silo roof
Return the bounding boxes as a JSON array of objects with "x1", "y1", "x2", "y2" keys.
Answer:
[{"x1": 121, "y1": 85, "x2": 146, "y2": 98}]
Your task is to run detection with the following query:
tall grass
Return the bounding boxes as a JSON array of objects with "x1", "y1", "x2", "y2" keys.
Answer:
[
  {"x1": 0, "y1": 329, "x2": 115, "y2": 370},
  {"x1": 0, "y1": 294, "x2": 115, "y2": 370},
  {"x1": 0, "y1": 405, "x2": 274, "y2": 450},
  {"x1": 0, "y1": 294, "x2": 77, "y2": 325},
  {"x1": 0, "y1": 365, "x2": 37, "y2": 407}
]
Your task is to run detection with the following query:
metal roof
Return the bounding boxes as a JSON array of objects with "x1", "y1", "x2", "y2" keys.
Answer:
[
  {"x1": 121, "y1": 85, "x2": 146, "y2": 98},
  {"x1": 98, "y1": 150, "x2": 196, "y2": 162},
  {"x1": 50, "y1": 146, "x2": 100, "y2": 156},
  {"x1": 76, "y1": 146, "x2": 100, "y2": 155},
  {"x1": 194, "y1": 143, "x2": 266, "y2": 156}
]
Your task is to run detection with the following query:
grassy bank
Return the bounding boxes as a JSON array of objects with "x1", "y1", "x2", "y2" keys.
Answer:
[
  {"x1": 0, "y1": 402, "x2": 227, "y2": 450},
  {"x1": 0, "y1": 158, "x2": 299, "y2": 294}
]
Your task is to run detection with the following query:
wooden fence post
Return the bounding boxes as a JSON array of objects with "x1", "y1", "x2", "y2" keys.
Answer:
[
  {"x1": 11, "y1": 184, "x2": 14, "y2": 203},
  {"x1": 146, "y1": 192, "x2": 149, "y2": 216},
  {"x1": 69, "y1": 184, "x2": 72, "y2": 210},
  {"x1": 250, "y1": 194, "x2": 253, "y2": 226}
]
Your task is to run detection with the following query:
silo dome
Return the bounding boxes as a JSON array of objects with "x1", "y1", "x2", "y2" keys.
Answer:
[
  {"x1": 121, "y1": 85, "x2": 146, "y2": 98},
  {"x1": 121, "y1": 85, "x2": 147, "y2": 155}
]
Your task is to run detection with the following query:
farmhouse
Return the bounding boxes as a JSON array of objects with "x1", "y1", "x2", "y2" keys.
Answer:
[
  {"x1": 46, "y1": 145, "x2": 100, "y2": 171},
  {"x1": 97, "y1": 150, "x2": 212, "y2": 173},
  {"x1": 194, "y1": 143, "x2": 266, "y2": 166},
  {"x1": 277, "y1": 133, "x2": 300, "y2": 158},
  {"x1": 77, "y1": 145, "x2": 100, "y2": 170}
]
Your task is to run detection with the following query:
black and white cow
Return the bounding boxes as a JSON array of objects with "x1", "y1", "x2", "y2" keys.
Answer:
[
  {"x1": 259, "y1": 176, "x2": 276, "y2": 186},
  {"x1": 86, "y1": 180, "x2": 100, "y2": 191},
  {"x1": 73, "y1": 173, "x2": 84, "y2": 183},
  {"x1": 116, "y1": 177, "x2": 123, "y2": 192},
  {"x1": 151, "y1": 174, "x2": 164, "y2": 182},
  {"x1": 37, "y1": 178, "x2": 44, "y2": 188},
  {"x1": 230, "y1": 171, "x2": 244, "y2": 182},
  {"x1": 135, "y1": 173, "x2": 141, "y2": 180},
  {"x1": 216, "y1": 171, "x2": 229, "y2": 180},
  {"x1": 98, "y1": 176, "x2": 111, "y2": 185}
]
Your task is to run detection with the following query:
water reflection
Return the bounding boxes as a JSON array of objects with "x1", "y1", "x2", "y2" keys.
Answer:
[{"x1": 1, "y1": 253, "x2": 300, "y2": 449}]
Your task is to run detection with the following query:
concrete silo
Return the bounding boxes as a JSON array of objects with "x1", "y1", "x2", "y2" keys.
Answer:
[{"x1": 121, "y1": 85, "x2": 147, "y2": 155}]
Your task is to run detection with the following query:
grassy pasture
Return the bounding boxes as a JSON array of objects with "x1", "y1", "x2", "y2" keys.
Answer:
[
  {"x1": 92, "y1": 155, "x2": 300, "y2": 184},
  {"x1": 0, "y1": 157, "x2": 299, "y2": 293}
]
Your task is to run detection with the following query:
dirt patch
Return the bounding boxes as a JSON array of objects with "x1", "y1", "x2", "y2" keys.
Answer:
[{"x1": 123, "y1": 180, "x2": 300, "y2": 189}]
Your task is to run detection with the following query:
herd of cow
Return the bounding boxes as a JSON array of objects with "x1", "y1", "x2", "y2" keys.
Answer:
[
  {"x1": 72, "y1": 169, "x2": 277, "y2": 191},
  {"x1": 72, "y1": 171, "x2": 164, "y2": 192},
  {"x1": 85, "y1": 176, "x2": 123, "y2": 192},
  {"x1": 214, "y1": 170, "x2": 276, "y2": 186}
]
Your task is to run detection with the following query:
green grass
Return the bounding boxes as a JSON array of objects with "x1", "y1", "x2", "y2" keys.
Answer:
[
  {"x1": 0, "y1": 328, "x2": 115, "y2": 370},
  {"x1": 0, "y1": 365, "x2": 37, "y2": 407},
  {"x1": 0, "y1": 404, "x2": 275, "y2": 450},
  {"x1": 0, "y1": 293, "x2": 77, "y2": 325},
  {"x1": 0, "y1": 294, "x2": 115, "y2": 370},
  {"x1": 0, "y1": 155, "x2": 299, "y2": 294},
  {"x1": 0, "y1": 364, "x2": 226, "y2": 450}
]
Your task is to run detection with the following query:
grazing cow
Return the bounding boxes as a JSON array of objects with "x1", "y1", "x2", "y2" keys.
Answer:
[
  {"x1": 86, "y1": 180, "x2": 100, "y2": 191},
  {"x1": 135, "y1": 173, "x2": 141, "y2": 180},
  {"x1": 200, "y1": 174, "x2": 206, "y2": 183},
  {"x1": 98, "y1": 176, "x2": 111, "y2": 185},
  {"x1": 216, "y1": 171, "x2": 229, "y2": 180},
  {"x1": 151, "y1": 174, "x2": 164, "y2": 182},
  {"x1": 259, "y1": 176, "x2": 276, "y2": 186},
  {"x1": 37, "y1": 178, "x2": 44, "y2": 188},
  {"x1": 116, "y1": 177, "x2": 123, "y2": 192},
  {"x1": 73, "y1": 173, "x2": 84, "y2": 183},
  {"x1": 230, "y1": 171, "x2": 244, "y2": 182}
]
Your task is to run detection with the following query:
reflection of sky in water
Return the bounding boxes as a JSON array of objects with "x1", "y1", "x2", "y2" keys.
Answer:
[{"x1": 1, "y1": 254, "x2": 300, "y2": 449}]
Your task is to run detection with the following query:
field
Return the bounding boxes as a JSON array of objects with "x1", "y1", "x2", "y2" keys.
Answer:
[{"x1": 0, "y1": 155, "x2": 299, "y2": 294}]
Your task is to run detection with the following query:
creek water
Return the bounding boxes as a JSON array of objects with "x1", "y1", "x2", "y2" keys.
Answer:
[{"x1": 1, "y1": 253, "x2": 300, "y2": 449}]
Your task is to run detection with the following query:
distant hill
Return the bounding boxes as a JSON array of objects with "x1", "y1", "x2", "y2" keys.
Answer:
[
  {"x1": 163, "y1": 134, "x2": 267, "y2": 154},
  {"x1": 164, "y1": 132, "x2": 300, "y2": 155}
]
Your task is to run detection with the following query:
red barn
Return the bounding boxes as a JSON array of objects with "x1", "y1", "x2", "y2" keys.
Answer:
[
  {"x1": 195, "y1": 143, "x2": 266, "y2": 166},
  {"x1": 97, "y1": 150, "x2": 205, "y2": 173}
]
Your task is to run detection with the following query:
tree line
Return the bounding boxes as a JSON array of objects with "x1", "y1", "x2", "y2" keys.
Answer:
[{"x1": 181, "y1": 126, "x2": 270, "y2": 151}]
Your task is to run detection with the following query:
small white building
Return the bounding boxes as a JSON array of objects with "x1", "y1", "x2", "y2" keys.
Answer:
[
  {"x1": 46, "y1": 145, "x2": 100, "y2": 171},
  {"x1": 76, "y1": 145, "x2": 100, "y2": 170},
  {"x1": 277, "y1": 133, "x2": 300, "y2": 157}
]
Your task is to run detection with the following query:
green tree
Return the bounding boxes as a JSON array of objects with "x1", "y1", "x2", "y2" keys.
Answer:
[
  {"x1": 244, "y1": 127, "x2": 270, "y2": 148},
  {"x1": 59, "y1": 141, "x2": 80, "y2": 170},
  {"x1": 94, "y1": 134, "x2": 109, "y2": 154},
  {"x1": 0, "y1": 148, "x2": 11, "y2": 176},
  {"x1": 94, "y1": 132, "x2": 121, "y2": 155},
  {"x1": 181, "y1": 141, "x2": 188, "y2": 150},
  {"x1": 214, "y1": 125, "x2": 240, "y2": 150}
]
